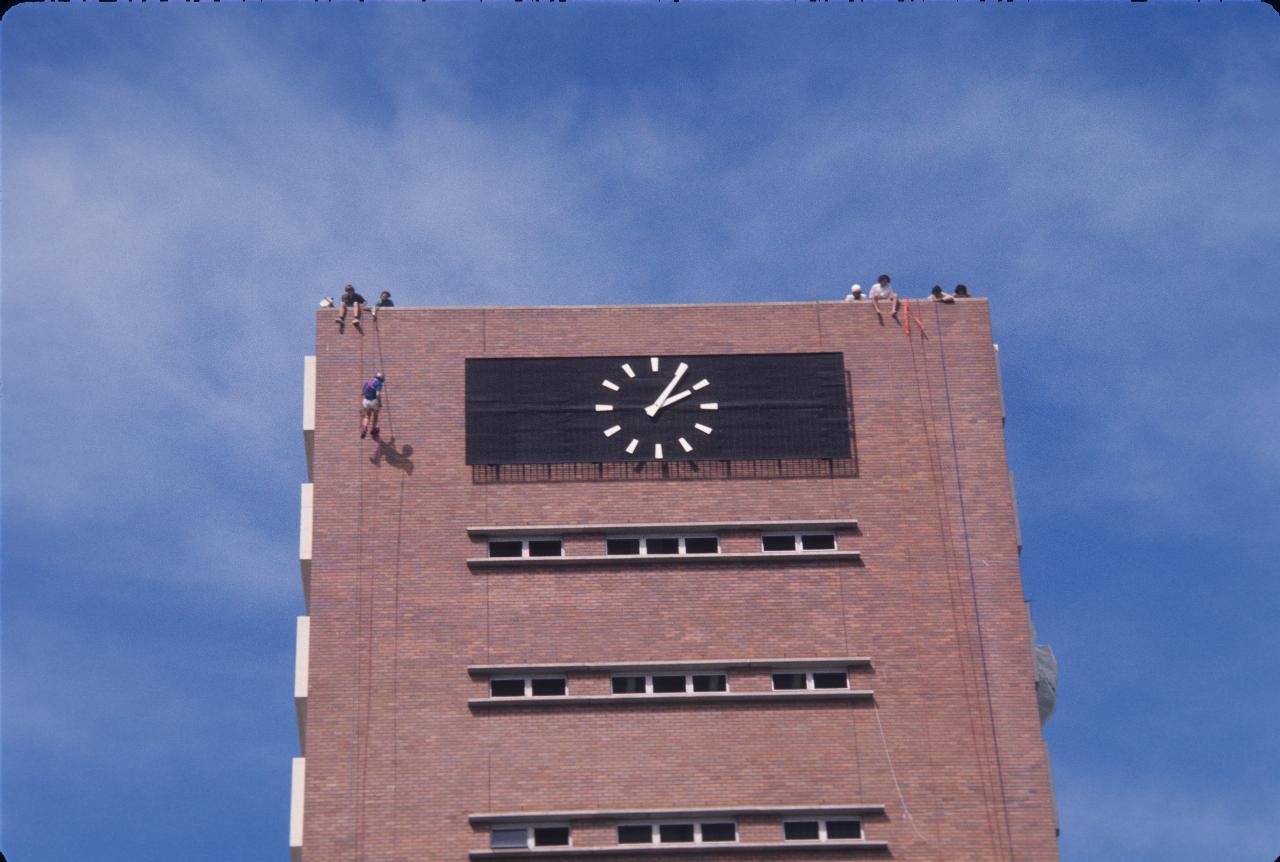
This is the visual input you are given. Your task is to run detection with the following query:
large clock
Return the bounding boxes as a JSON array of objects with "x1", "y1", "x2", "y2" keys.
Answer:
[
  {"x1": 595, "y1": 356, "x2": 718, "y2": 461},
  {"x1": 466, "y1": 353, "x2": 851, "y2": 465}
]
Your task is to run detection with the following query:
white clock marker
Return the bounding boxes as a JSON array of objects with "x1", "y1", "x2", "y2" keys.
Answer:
[
  {"x1": 602, "y1": 379, "x2": 619, "y2": 391},
  {"x1": 595, "y1": 404, "x2": 614, "y2": 412},
  {"x1": 621, "y1": 363, "x2": 635, "y2": 378},
  {"x1": 603, "y1": 425, "x2": 621, "y2": 437},
  {"x1": 650, "y1": 357, "x2": 660, "y2": 372},
  {"x1": 700, "y1": 402, "x2": 718, "y2": 410},
  {"x1": 654, "y1": 443, "x2": 664, "y2": 460},
  {"x1": 692, "y1": 379, "x2": 710, "y2": 391},
  {"x1": 695, "y1": 423, "x2": 713, "y2": 434},
  {"x1": 625, "y1": 438, "x2": 639, "y2": 454},
  {"x1": 678, "y1": 437, "x2": 693, "y2": 453}
]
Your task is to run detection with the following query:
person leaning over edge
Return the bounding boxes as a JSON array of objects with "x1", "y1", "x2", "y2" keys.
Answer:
[
  {"x1": 336, "y1": 284, "x2": 367, "y2": 325},
  {"x1": 360, "y1": 371, "x2": 385, "y2": 439},
  {"x1": 372, "y1": 290, "x2": 394, "y2": 318},
  {"x1": 869, "y1": 274, "x2": 899, "y2": 319},
  {"x1": 931, "y1": 284, "x2": 956, "y2": 303}
]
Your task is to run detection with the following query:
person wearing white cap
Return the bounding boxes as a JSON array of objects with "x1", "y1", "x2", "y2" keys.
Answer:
[{"x1": 844, "y1": 284, "x2": 865, "y2": 301}]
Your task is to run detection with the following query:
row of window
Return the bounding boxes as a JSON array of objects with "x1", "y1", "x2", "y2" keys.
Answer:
[
  {"x1": 490, "y1": 818, "x2": 862, "y2": 849},
  {"x1": 488, "y1": 669, "x2": 850, "y2": 698},
  {"x1": 486, "y1": 532, "x2": 838, "y2": 558}
]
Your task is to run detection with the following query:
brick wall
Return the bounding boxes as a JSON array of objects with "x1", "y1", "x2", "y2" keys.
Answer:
[{"x1": 301, "y1": 300, "x2": 1059, "y2": 861}]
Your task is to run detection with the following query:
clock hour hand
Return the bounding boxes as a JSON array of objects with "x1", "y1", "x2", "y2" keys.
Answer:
[
  {"x1": 658, "y1": 388, "x2": 693, "y2": 409},
  {"x1": 644, "y1": 362, "x2": 688, "y2": 417}
]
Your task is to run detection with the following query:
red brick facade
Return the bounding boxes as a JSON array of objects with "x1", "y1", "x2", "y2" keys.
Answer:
[{"x1": 299, "y1": 300, "x2": 1059, "y2": 861}]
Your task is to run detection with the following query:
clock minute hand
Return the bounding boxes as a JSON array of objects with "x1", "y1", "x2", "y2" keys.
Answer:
[{"x1": 644, "y1": 362, "x2": 689, "y2": 416}]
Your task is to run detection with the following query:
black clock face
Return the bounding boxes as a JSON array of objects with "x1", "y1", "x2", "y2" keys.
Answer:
[
  {"x1": 594, "y1": 356, "x2": 718, "y2": 461},
  {"x1": 466, "y1": 353, "x2": 851, "y2": 465}
]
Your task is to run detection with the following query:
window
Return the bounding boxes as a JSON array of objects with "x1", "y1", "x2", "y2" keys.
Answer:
[
  {"x1": 605, "y1": 535, "x2": 719, "y2": 556},
  {"x1": 488, "y1": 677, "x2": 568, "y2": 698},
  {"x1": 761, "y1": 532, "x2": 836, "y2": 552},
  {"x1": 491, "y1": 825, "x2": 572, "y2": 849},
  {"x1": 609, "y1": 672, "x2": 729, "y2": 695},
  {"x1": 617, "y1": 822, "x2": 737, "y2": 845},
  {"x1": 771, "y1": 669, "x2": 850, "y2": 690},
  {"x1": 782, "y1": 819, "x2": 861, "y2": 842},
  {"x1": 487, "y1": 538, "x2": 563, "y2": 558}
]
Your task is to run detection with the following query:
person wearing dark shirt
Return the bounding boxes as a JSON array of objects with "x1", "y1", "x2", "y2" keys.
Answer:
[
  {"x1": 372, "y1": 290, "x2": 394, "y2": 319},
  {"x1": 954, "y1": 284, "x2": 972, "y2": 298},
  {"x1": 930, "y1": 285, "x2": 955, "y2": 303},
  {"x1": 360, "y1": 371, "x2": 385, "y2": 439},
  {"x1": 336, "y1": 284, "x2": 367, "y2": 325}
]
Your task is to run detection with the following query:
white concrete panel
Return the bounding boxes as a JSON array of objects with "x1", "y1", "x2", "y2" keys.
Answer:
[
  {"x1": 299, "y1": 484, "x2": 313, "y2": 611},
  {"x1": 294, "y1": 616, "x2": 310, "y2": 749},
  {"x1": 289, "y1": 757, "x2": 306, "y2": 861},
  {"x1": 302, "y1": 356, "x2": 316, "y2": 481}
]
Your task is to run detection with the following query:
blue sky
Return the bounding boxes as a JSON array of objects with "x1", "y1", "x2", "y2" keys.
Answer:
[{"x1": 2, "y1": 6, "x2": 1278, "y2": 861}]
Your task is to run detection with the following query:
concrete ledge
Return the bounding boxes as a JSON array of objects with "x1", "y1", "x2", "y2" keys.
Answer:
[
  {"x1": 469, "y1": 690, "x2": 873, "y2": 709},
  {"x1": 469, "y1": 805, "x2": 886, "y2": 824},
  {"x1": 302, "y1": 356, "x2": 316, "y2": 482},
  {"x1": 468, "y1": 658, "x2": 872, "y2": 676},
  {"x1": 289, "y1": 757, "x2": 306, "y2": 862},
  {"x1": 299, "y1": 484, "x2": 314, "y2": 610},
  {"x1": 471, "y1": 840, "x2": 890, "y2": 858},
  {"x1": 468, "y1": 551, "x2": 861, "y2": 570},
  {"x1": 467, "y1": 519, "x2": 857, "y2": 537},
  {"x1": 294, "y1": 616, "x2": 310, "y2": 750}
]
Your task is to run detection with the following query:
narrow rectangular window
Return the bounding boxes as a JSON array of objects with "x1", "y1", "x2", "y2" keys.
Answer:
[
  {"x1": 527, "y1": 539, "x2": 563, "y2": 557},
  {"x1": 684, "y1": 536, "x2": 719, "y2": 554},
  {"x1": 651, "y1": 674, "x2": 686, "y2": 694},
  {"x1": 488, "y1": 540, "x2": 523, "y2": 558},
  {"x1": 762, "y1": 535, "x2": 796, "y2": 552},
  {"x1": 784, "y1": 821, "x2": 820, "y2": 840},
  {"x1": 658, "y1": 823, "x2": 695, "y2": 843},
  {"x1": 491, "y1": 827, "x2": 528, "y2": 849},
  {"x1": 617, "y1": 824, "x2": 652, "y2": 844},
  {"x1": 533, "y1": 826, "x2": 570, "y2": 846},
  {"x1": 646, "y1": 537, "x2": 680, "y2": 555},
  {"x1": 772, "y1": 672, "x2": 807, "y2": 690},
  {"x1": 812, "y1": 671, "x2": 849, "y2": 689},
  {"x1": 611, "y1": 676, "x2": 646, "y2": 694},
  {"x1": 826, "y1": 820, "x2": 862, "y2": 839},
  {"x1": 800, "y1": 533, "x2": 836, "y2": 550},
  {"x1": 489, "y1": 679, "x2": 526, "y2": 698},
  {"x1": 607, "y1": 538, "x2": 641, "y2": 555},
  {"x1": 700, "y1": 822, "x2": 736, "y2": 842},
  {"x1": 691, "y1": 673, "x2": 727, "y2": 692},
  {"x1": 530, "y1": 677, "x2": 566, "y2": 697}
]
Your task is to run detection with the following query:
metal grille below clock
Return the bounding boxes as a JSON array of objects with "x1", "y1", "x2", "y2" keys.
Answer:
[{"x1": 471, "y1": 456, "x2": 857, "y2": 485}]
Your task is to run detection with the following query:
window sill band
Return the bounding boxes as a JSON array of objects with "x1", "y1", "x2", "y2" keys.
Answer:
[
  {"x1": 468, "y1": 657, "x2": 871, "y2": 676},
  {"x1": 469, "y1": 804, "x2": 886, "y2": 825},
  {"x1": 468, "y1": 690, "x2": 874, "y2": 709},
  {"x1": 467, "y1": 519, "x2": 857, "y2": 537},
  {"x1": 471, "y1": 839, "x2": 889, "y2": 858},
  {"x1": 468, "y1": 551, "x2": 861, "y2": 570}
]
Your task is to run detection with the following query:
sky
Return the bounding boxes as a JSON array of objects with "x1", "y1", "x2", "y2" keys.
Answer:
[{"x1": 2, "y1": 5, "x2": 1278, "y2": 861}]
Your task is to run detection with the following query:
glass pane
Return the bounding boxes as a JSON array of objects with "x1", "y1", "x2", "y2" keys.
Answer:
[
  {"x1": 812, "y1": 671, "x2": 849, "y2": 689},
  {"x1": 825, "y1": 820, "x2": 862, "y2": 839},
  {"x1": 617, "y1": 824, "x2": 652, "y2": 844},
  {"x1": 762, "y1": 535, "x2": 796, "y2": 552},
  {"x1": 700, "y1": 822, "x2": 736, "y2": 842},
  {"x1": 530, "y1": 678, "x2": 566, "y2": 696},
  {"x1": 488, "y1": 540, "x2": 523, "y2": 558},
  {"x1": 772, "y1": 672, "x2": 807, "y2": 690},
  {"x1": 528, "y1": 539, "x2": 563, "y2": 557},
  {"x1": 783, "y1": 821, "x2": 820, "y2": 841},
  {"x1": 646, "y1": 537, "x2": 679, "y2": 555},
  {"x1": 691, "y1": 674, "x2": 727, "y2": 692},
  {"x1": 800, "y1": 533, "x2": 836, "y2": 550},
  {"x1": 684, "y1": 536, "x2": 719, "y2": 554},
  {"x1": 651, "y1": 675, "x2": 686, "y2": 693},
  {"x1": 607, "y1": 538, "x2": 642, "y2": 556},
  {"x1": 490, "y1": 679, "x2": 526, "y2": 697},
  {"x1": 491, "y1": 828, "x2": 527, "y2": 848},
  {"x1": 612, "y1": 676, "x2": 646, "y2": 694},
  {"x1": 658, "y1": 824, "x2": 695, "y2": 843},
  {"x1": 533, "y1": 826, "x2": 570, "y2": 846}
]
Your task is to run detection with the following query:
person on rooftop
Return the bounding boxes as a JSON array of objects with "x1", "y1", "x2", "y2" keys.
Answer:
[
  {"x1": 372, "y1": 290, "x2": 395, "y2": 318},
  {"x1": 869, "y1": 275, "x2": 899, "y2": 319},
  {"x1": 335, "y1": 284, "x2": 367, "y2": 325},
  {"x1": 360, "y1": 371, "x2": 385, "y2": 439},
  {"x1": 844, "y1": 284, "x2": 865, "y2": 301},
  {"x1": 931, "y1": 285, "x2": 956, "y2": 303},
  {"x1": 954, "y1": 284, "x2": 972, "y2": 298}
]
